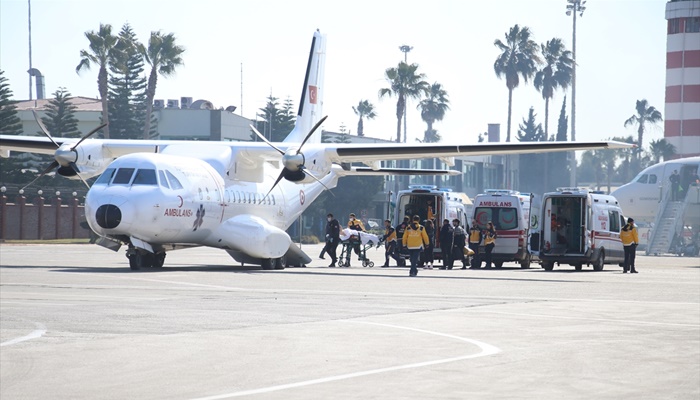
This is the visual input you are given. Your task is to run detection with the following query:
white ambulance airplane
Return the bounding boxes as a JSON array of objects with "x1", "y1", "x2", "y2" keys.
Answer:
[
  {"x1": 612, "y1": 156, "x2": 700, "y2": 223},
  {"x1": 0, "y1": 31, "x2": 632, "y2": 270}
]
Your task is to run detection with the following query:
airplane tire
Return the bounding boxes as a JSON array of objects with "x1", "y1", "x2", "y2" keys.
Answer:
[
  {"x1": 129, "y1": 252, "x2": 153, "y2": 270},
  {"x1": 153, "y1": 252, "x2": 166, "y2": 268},
  {"x1": 593, "y1": 252, "x2": 605, "y2": 271},
  {"x1": 575, "y1": 264, "x2": 583, "y2": 271},
  {"x1": 261, "y1": 259, "x2": 275, "y2": 270},
  {"x1": 274, "y1": 256, "x2": 286, "y2": 270},
  {"x1": 542, "y1": 261, "x2": 554, "y2": 271},
  {"x1": 128, "y1": 254, "x2": 139, "y2": 270}
]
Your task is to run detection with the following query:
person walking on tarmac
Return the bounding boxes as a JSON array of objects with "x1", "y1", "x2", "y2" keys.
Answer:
[
  {"x1": 381, "y1": 219, "x2": 398, "y2": 268},
  {"x1": 468, "y1": 219, "x2": 483, "y2": 269},
  {"x1": 325, "y1": 213, "x2": 341, "y2": 267},
  {"x1": 423, "y1": 220, "x2": 436, "y2": 269},
  {"x1": 483, "y1": 221, "x2": 497, "y2": 269},
  {"x1": 402, "y1": 216, "x2": 430, "y2": 277},
  {"x1": 439, "y1": 219, "x2": 454, "y2": 269},
  {"x1": 451, "y1": 219, "x2": 467, "y2": 269},
  {"x1": 620, "y1": 217, "x2": 639, "y2": 273},
  {"x1": 395, "y1": 216, "x2": 410, "y2": 267}
]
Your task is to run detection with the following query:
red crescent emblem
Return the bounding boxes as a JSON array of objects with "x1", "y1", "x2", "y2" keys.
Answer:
[
  {"x1": 300, "y1": 190, "x2": 305, "y2": 205},
  {"x1": 503, "y1": 213, "x2": 515, "y2": 223},
  {"x1": 177, "y1": 195, "x2": 184, "y2": 208}
]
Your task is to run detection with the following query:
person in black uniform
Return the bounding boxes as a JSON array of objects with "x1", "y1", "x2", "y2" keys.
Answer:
[
  {"x1": 325, "y1": 213, "x2": 340, "y2": 267},
  {"x1": 394, "y1": 216, "x2": 410, "y2": 267},
  {"x1": 468, "y1": 219, "x2": 483, "y2": 269},
  {"x1": 439, "y1": 219, "x2": 454, "y2": 269},
  {"x1": 670, "y1": 169, "x2": 681, "y2": 201},
  {"x1": 451, "y1": 219, "x2": 467, "y2": 269}
]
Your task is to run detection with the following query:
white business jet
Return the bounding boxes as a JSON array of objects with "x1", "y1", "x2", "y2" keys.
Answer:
[{"x1": 0, "y1": 31, "x2": 632, "y2": 270}]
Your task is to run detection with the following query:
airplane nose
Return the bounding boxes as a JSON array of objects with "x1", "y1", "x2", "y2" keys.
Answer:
[{"x1": 95, "y1": 204, "x2": 122, "y2": 229}]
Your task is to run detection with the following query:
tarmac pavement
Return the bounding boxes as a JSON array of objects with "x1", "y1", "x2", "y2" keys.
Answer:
[{"x1": 1, "y1": 243, "x2": 698, "y2": 399}]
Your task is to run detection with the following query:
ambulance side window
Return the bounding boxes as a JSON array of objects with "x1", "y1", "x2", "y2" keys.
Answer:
[
  {"x1": 636, "y1": 174, "x2": 648, "y2": 183},
  {"x1": 608, "y1": 211, "x2": 620, "y2": 232},
  {"x1": 649, "y1": 174, "x2": 657, "y2": 184}
]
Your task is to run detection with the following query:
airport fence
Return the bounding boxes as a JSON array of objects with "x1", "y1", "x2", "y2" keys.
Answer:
[{"x1": 0, "y1": 193, "x2": 91, "y2": 240}]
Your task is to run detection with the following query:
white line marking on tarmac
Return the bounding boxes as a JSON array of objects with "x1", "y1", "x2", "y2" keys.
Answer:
[
  {"x1": 468, "y1": 310, "x2": 700, "y2": 328},
  {"x1": 190, "y1": 321, "x2": 501, "y2": 400},
  {"x1": 0, "y1": 322, "x2": 46, "y2": 347}
]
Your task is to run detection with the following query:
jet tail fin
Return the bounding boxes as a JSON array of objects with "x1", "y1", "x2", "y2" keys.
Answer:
[{"x1": 284, "y1": 30, "x2": 326, "y2": 144}]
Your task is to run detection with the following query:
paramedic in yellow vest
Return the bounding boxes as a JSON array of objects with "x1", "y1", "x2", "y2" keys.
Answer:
[
  {"x1": 620, "y1": 217, "x2": 639, "y2": 273},
  {"x1": 345, "y1": 213, "x2": 365, "y2": 264},
  {"x1": 468, "y1": 219, "x2": 483, "y2": 269},
  {"x1": 402, "y1": 215, "x2": 430, "y2": 277},
  {"x1": 482, "y1": 221, "x2": 497, "y2": 269},
  {"x1": 381, "y1": 219, "x2": 398, "y2": 268}
]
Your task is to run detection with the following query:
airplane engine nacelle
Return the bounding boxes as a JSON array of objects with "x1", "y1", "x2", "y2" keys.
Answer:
[{"x1": 211, "y1": 215, "x2": 292, "y2": 259}]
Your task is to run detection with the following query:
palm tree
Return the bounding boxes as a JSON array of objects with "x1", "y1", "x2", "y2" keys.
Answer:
[
  {"x1": 142, "y1": 31, "x2": 185, "y2": 139},
  {"x1": 418, "y1": 82, "x2": 450, "y2": 143},
  {"x1": 534, "y1": 38, "x2": 573, "y2": 139},
  {"x1": 649, "y1": 138, "x2": 676, "y2": 163},
  {"x1": 624, "y1": 99, "x2": 663, "y2": 159},
  {"x1": 76, "y1": 23, "x2": 121, "y2": 139},
  {"x1": 493, "y1": 24, "x2": 541, "y2": 142},
  {"x1": 378, "y1": 62, "x2": 429, "y2": 143},
  {"x1": 352, "y1": 100, "x2": 377, "y2": 137}
]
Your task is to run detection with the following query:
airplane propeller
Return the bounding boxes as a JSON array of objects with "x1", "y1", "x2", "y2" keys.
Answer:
[
  {"x1": 250, "y1": 115, "x2": 333, "y2": 203},
  {"x1": 21, "y1": 109, "x2": 107, "y2": 191}
]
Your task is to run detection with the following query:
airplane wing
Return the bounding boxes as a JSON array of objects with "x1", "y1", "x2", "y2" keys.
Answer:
[{"x1": 327, "y1": 140, "x2": 633, "y2": 165}]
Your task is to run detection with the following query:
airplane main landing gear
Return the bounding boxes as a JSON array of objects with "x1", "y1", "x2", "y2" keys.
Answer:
[{"x1": 127, "y1": 248, "x2": 166, "y2": 270}]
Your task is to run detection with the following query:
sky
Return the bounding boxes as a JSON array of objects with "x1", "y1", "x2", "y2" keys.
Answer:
[{"x1": 0, "y1": 0, "x2": 669, "y2": 147}]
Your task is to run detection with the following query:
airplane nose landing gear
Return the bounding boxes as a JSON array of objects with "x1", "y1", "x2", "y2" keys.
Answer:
[{"x1": 95, "y1": 204, "x2": 122, "y2": 229}]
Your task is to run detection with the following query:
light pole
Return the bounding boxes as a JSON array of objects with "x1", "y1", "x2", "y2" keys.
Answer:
[
  {"x1": 566, "y1": 0, "x2": 586, "y2": 186},
  {"x1": 399, "y1": 45, "x2": 412, "y2": 144}
]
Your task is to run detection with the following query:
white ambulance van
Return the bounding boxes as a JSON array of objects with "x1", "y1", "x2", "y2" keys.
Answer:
[
  {"x1": 531, "y1": 188, "x2": 625, "y2": 271},
  {"x1": 394, "y1": 185, "x2": 471, "y2": 262},
  {"x1": 472, "y1": 190, "x2": 533, "y2": 268}
]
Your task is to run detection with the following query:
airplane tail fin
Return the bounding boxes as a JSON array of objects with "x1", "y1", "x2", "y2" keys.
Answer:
[{"x1": 284, "y1": 30, "x2": 326, "y2": 144}]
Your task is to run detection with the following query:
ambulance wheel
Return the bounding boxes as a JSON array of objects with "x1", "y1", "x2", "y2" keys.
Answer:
[
  {"x1": 274, "y1": 256, "x2": 286, "y2": 270},
  {"x1": 574, "y1": 264, "x2": 583, "y2": 271},
  {"x1": 542, "y1": 261, "x2": 554, "y2": 271},
  {"x1": 520, "y1": 254, "x2": 531, "y2": 269},
  {"x1": 494, "y1": 261, "x2": 504, "y2": 269},
  {"x1": 593, "y1": 252, "x2": 605, "y2": 271},
  {"x1": 261, "y1": 258, "x2": 275, "y2": 270}
]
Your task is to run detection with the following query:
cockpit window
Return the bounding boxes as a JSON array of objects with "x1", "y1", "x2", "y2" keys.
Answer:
[
  {"x1": 158, "y1": 170, "x2": 169, "y2": 189},
  {"x1": 132, "y1": 169, "x2": 157, "y2": 185},
  {"x1": 113, "y1": 168, "x2": 136, "y2": 184},
  {"x1": 95, "y1": 168, "x2": 116, "y2": 185},
  {"x1": 166, "y1": 170, "x2": 183, "y2": 190},
  {"x1": 636, "y1": 174, "x2": 648, "y2": 183}
]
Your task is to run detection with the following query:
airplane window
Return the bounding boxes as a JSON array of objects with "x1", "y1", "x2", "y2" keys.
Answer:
[
  {"x1": 649, "y1": 174, "x2": 657, "y2": 184},
  {"x1": 166, "y1": 170, "x2": 183, "y2": 190},
  {"x1": 113, "y1": 168, "x2": 135, "y2": 184},
  {"x1": 636, "y1": 174, "x2": 648, "y2": 183},
  {"x1": 95, "y1": 168, "x2": 116, "y2": 185},
  {"x1": 158, "y1": 170, "x2": 170, "y2": 189},
  {"x1": 132, "y1": 169, "x2": 157, "y2": 185}
]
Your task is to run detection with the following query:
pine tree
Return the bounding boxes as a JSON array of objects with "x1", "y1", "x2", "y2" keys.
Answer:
[
  {"x1": 108, "y1": 23, "x2": 148, "y2": 140},
  {"x1": 254, "y1": 95, "x2": 296, "y2": 142},
  {"x1": 549, "y1": 97, "x2": 570, "y2": 191},
  {"x1": 0, "y1": 70, "x2": 23, "y2": 135},
  {"x1": 41, "y1": 88, "x2": 80, "y2": 138}
]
